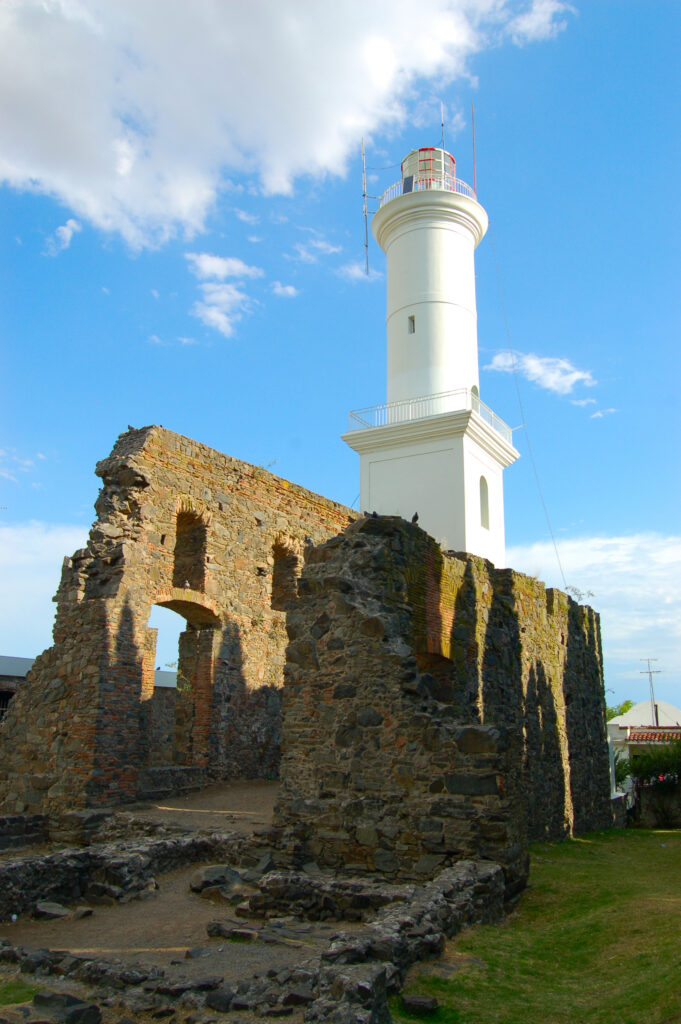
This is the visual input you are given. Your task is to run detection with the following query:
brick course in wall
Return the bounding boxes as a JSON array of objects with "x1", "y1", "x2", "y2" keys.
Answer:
[
  {"x1": 274, "y1": 516, "x2": 613, "y2": 892},
  {"x1": 0, "y1": 425, "x2": 351, "y2": 814}
]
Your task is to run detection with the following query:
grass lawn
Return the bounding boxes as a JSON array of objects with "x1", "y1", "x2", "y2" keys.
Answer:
[
  {"x1": 0, "y1": 979, "x2": 39, "y2": 1006},
  {"x1": 391, "y1": 829, "x2": 681, "y2": 1024}
]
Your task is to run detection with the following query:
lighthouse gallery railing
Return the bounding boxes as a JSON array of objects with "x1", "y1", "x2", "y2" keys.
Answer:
[
  {"x1": 379, "y1": 175, "x2": 476, "y2": 207},
  {"x1": 347, "y1": 389, "x2": 513, "y2": 445}
]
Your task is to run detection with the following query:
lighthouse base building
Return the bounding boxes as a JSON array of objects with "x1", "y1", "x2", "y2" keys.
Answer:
[{"x1": 342, "y1": 399, "x2": 517, "y2": 567}]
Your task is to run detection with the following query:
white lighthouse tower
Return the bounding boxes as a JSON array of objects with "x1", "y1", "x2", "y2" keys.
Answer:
[{"x1": 342, "y1": 146, "x2": 518, "y2": 566}]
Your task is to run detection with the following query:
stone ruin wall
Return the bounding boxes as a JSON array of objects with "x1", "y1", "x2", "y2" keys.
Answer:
[
  {"x1": 273, "y1": 516, "x2": 613, "y2": 893},
  {"x1": 0, "y1": 425, "x2": 351, "y2": 814},
  {"x1": 0, "y1": 425, "x2": 613, "y2": 890}
]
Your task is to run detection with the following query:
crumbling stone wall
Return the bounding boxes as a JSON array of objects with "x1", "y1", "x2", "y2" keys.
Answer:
[
  {"x1": 0, "y1": 426, "x2": 351, "y2": 814},
  {"x1": 274, "y1": 516, "x2": 612, "y2": 891}
]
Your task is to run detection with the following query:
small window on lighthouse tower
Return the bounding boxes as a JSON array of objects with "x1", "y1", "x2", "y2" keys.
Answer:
[
  {"x1": 407, "y1": 315, "x2": 415, "y2": 334},
  {"x1": 480, "y1": 476, "x2": 490, "y2": 530}
]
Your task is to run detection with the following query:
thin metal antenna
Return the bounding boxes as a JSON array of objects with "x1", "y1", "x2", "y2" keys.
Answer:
[
  {"x1": 361, "y1": 137, "x2": 369, "y2": 276},
  {"x1": 640, "y1": 658, "x2": 662, "y2": 726},
  {"x1": 471, "y1": 102, "x2": 477, "y2": 195},
  {"x1": 440, "y1": 102, "x2": 446, "y2": 153}
]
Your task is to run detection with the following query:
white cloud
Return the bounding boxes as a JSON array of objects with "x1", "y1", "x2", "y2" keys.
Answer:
[
  {"x1": 192, "y1": 281, "x2": 252, "y2": 338},
  {"x1": 507, "y1": 533, "x2": 681, "y2": 700},
  {"x1": 272, "y1": 282, "x2": 300, "y2": 298},
  {"x1": 0, "y1": 448, "x2": 41, "y2": 482},
  {"x1": 0, "y1": 521, "x2": 88, "y2": 658},
  {"x1": 571, "y1": 397, "x2": 596, "y2": 407},
  {"x1": 0, "y1": 1, "x2": 571, "y2": 247},
  {"x1": 185, "y1": 252, "x2": 263, "y2": 280},
  {"x1": 485, "y1": 350, "x2": 596, "y2": 395},
  {"x1": 291, "y1": 238, "x2": 342, "y2": 264},
  {"x1": 509, "y1": 0, "x2": 574, "y2": 44},
  {"x1": 44, "y1": 217, "x2": 81, "y2": 256},
  {"x1": 234, "y1": 208, "x2": 259, "y2": 225},
  {"x1": 185, "y1": 251, "x2": 263, "y2": 337},
  {"x1": 337, "y1": 260, "x2": 384, "y2": 283},
  {"x1": 590, "y1": 408, "x2": 617, "y2": 419}
]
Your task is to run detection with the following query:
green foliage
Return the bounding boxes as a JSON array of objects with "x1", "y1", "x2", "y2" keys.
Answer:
[
  {"x1": 390, "y1": 830, "x2": 681, "y2": 1024},
  {"x1": 614, "y1": 751, "x2": 631, "y2": 788},
  {"x1": 628, "y1": 741, "x2": 681, "y2": 784},
  {"x1": 606, "y1": 699, "x2": 634, "y2": 721},
  {"x1": 0, "y1": 980, "x2": 39, "y2": 1006}
]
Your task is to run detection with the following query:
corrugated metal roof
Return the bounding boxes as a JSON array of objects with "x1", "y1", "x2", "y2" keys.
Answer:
[
  {"x1": 0, "y1": 656, "x2": 35, "y2": 679},
  {"x1": 0, "y1": 657, "x2": 176, "y2": 688}
]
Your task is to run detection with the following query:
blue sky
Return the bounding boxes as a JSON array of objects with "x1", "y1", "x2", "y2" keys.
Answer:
[{"x1": 1, "y1": 0, "x2": 679, "y2": 706}]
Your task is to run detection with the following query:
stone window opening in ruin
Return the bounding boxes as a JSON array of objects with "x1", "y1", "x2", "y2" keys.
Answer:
[
  {"x1": 173, "y1": 511, "x2": 207, "y2": 591},
  {"x1": 480, "y1": 475, "x2": 490, "y2": 530},
  {"x1": 271, "y1": 542, "x2": 301, "y2": 611}
]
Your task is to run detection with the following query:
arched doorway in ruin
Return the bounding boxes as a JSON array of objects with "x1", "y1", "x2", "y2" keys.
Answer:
[{"x1": 141, "y1": 594, "x2": 223, "y2": 774}]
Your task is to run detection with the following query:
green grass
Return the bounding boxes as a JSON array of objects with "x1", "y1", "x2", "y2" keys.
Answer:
[
  {"x1": 0, "y1": 979, "x2": 39, "y2": 1006},
  {"x1": 391, "y1": 830, "x2": 681, "y2": 1024}
]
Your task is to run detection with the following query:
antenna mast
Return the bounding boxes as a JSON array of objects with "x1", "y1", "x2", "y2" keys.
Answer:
[
  {"x1": 472, "y1": 102, "x2": 477, "y2": 195},
  {"x1": 440, "y1": 102, "x2": 446, "y2": 153},
  {"x1": 640, "y1": 658, "x2": 662, "y2": 726},
  {"x1": 362, "y1": 138, "x2": 369, "y2": 276}
]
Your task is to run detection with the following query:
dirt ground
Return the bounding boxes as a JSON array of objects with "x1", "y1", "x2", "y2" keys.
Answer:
[
  {"x1": 0, "y1": 781, "x2": 322, "y2": 1022},
  {"x1": 3, "y1": 781, "x2": 285, "y2": 966},
  {"x1": 123, "y1": 778, "x2": 280, "y2": 834}
]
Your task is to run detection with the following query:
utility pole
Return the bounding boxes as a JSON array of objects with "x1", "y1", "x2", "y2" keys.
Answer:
[{"x1": 640, "y1": 658, "x2": 662, "y2": 726}]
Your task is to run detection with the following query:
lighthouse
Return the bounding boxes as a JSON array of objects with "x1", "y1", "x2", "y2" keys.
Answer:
[{"x1": 342, "y1": 146, "x2": 518, "y2": 566}]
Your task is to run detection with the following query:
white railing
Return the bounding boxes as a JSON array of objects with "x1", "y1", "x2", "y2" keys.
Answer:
[
  {"x1": 347, "y1": 388, "x2": 513, "y2": 445},
  {"x1": 379, "y1": 174, "x2": 476, "y2": 208}
]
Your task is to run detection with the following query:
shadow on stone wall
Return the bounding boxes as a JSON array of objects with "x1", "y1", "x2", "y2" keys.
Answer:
[
  {"x1": 88, "y1": 599, "x2": 143, "y2": 806},
  {"x1": 564, "y1": 601, "x2": 611, "y2": 833},
  {"x1": 523, "y1": 661, "x2": 569, "y2": 840},
  {"x1": 210, "y1": 619, "x2": 282, "y2": 781}
]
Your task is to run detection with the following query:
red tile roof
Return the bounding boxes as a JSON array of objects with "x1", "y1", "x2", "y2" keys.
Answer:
[{"x1": 628, "y1": 729, "x2": 681, "y2": 742}]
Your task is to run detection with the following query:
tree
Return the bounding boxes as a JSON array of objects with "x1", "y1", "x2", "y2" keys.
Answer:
[{"x1": 606, "y1": 699, "x2": 635, "y2": 722}]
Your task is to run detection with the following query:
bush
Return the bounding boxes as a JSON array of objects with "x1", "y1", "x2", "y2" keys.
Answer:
[{"x1": 629, "y1": 741, "x2": 681, "y2": 785}]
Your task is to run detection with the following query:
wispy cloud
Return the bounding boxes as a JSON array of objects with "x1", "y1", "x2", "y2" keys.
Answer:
[
  {"x1": 290, "y1": 238, "x2": 342, "y2": 264},
  {"x1": 0, "y1": 448, "x2": 41, "y2": 482},
  {"x1": 591, "y1": 408, "x2": 617, "y2": 419},
  {"x1": 485, "y1": 351, "x2": 596, "y2": 395},
  {"x1": 234, "y1": 208, "x2": 259, "y2": 225},
  {"x1": 272, "y1": 282, "x2": 299, "y2": 298},
  {"x1": 507, "y1": 533, "x2": 681, "y2": 700},
  {"x1": 192, "y1": 282, "x2": 252, "y2": 338},
  {"x1": 44, "y1": 218, "x2": 81, "y2": 256},
  {"x1": 509, "y1": 0, "x2": 574, "y2": 45},
  {"x1": 185, "y1": 252, "x2": 263, "y2": 280},
  {"x1": 571, "y1": 397, "x2": 596, "y2": 407},
  {"x1": 185, "y1": 251, "x2": 264, "y2": 337},
  {"x1": 337, "y1": 261, "x2": 383, "y2": 283}
]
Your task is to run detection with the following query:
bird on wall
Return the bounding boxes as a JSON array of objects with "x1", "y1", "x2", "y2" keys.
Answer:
[{"x1": 412, "y1": 512, "x2": 419, "y2": 523}]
